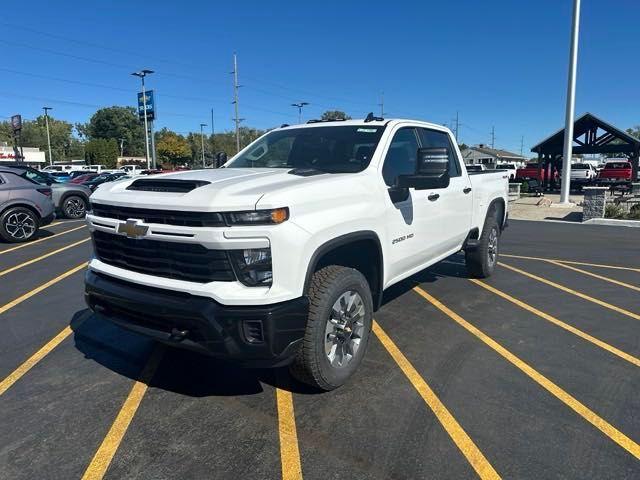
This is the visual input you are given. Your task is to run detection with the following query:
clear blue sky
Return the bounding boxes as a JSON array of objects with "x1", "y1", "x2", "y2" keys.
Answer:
[{"x1": 2, "y1": 0, "x2": 639, "y2": 155}]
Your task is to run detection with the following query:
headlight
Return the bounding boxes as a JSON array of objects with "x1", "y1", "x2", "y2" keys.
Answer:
[
  {"x1": 229, "y1": 248, "x2": 273, "y2": 286},
  {"x1": 225, "y1": 207, "x2": 288, "y2": 225}
]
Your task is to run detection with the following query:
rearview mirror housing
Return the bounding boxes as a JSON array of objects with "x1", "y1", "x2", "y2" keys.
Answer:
[{"x1": 394, "y1": 147, "x2": 451, "y2": 190}]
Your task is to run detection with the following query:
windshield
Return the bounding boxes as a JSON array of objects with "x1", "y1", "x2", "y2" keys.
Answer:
[
  {"x1": 227, "y1": 125, "x2": 386, "y2": 173},
  {"x1": 572, "y1": 164, "x2": 589, "y2": 169},
  {"x1": 605, "y1": 162, "x2": 631, "y2": 169}
]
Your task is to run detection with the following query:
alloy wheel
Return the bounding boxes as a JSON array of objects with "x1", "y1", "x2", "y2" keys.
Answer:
[
  {"x1": 324, "y1": 290, "x2": 365, "y2": 368},
  {"x1": 5, "y1": 212, "x2": 36, "y2": 240}
]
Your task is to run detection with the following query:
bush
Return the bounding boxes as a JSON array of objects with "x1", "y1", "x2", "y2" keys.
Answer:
[
  {"x1": 520, "y1": 181, "x2": 529, "y2": 193},
  {"x1": 628, "y1": 204, "x2": 640, "y2": 220},
  {"x1": 604, "y1": 204, "x2": 626, "y2": 219}
]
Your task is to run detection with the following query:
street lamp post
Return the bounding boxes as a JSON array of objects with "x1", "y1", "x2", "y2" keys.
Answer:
[
  {"x1": 131, "y1": 69, "x2": 154, "y2": 169},
  {"x1": 291, "y1": 102, "x2": 309, "y2": 124},
  {"x1": 559, "y1": 0, "x2": 581, "y2": 205},
  {"x1": 43, "y1": 107, "x2": 53, "y2": 166},
  {"x1": 200, "y1": 123, "x2": 208, "y2": 168}
]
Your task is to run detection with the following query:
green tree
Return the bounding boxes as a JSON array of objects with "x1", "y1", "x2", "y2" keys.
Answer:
[
  {"x1": 320, "y1": 110, "x2": 351, "y2": 121},
  {"x1": 626, "y1": 127, "x2": 640, "y2": 139},
  {"x1": 156, "y1": 129, "x2": 191, "y2": 166},
  {"x1": 85, "y1": 106, "x2": 145, "y2": 156},
  {"x1": 85, "y1": 138, "x2": 119, "y2": 168},
  {"x1": 0, "y1": 116, "x2": 76, "y2": 163}
]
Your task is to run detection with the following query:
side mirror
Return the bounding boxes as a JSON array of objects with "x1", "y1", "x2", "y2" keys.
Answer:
[{"x1": 395, "y1": 147, "x2": 451, "y2": 190}]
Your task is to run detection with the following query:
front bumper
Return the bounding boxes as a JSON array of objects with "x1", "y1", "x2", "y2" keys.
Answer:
[{"x1": 84, "y1": 270, "x2": 309, "y2": 367}]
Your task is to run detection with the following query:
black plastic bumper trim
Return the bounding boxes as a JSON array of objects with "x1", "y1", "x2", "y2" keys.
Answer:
[{"x1": 84, "y1": 271, "x2": 309, "y2": 367}]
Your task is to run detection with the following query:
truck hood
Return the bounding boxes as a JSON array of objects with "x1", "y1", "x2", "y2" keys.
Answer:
[{"x1": 89, "y1": 168, "x2": 329, "y2": 211}]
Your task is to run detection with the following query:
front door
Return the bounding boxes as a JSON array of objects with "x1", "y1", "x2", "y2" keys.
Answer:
[{"x1": 381, "y1": 127, "x2": 446, "y2": 283}]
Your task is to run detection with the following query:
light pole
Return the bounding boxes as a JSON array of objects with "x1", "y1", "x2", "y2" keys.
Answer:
[
  {"x1": 291, "y1": 102, "x2": 309, "y2": 124},
  {"x1": 559, "y1": 0, "x2": 581, "y2": 205},
  {"x1": 43, "y1": 106, "x2": 53, "y2": 165},
  {"x1": 131, "y1": 69, "x2": 154, "y2": 169},
  {"x1": 200, "y1": 123, "x2": 207, "y2": 168}
]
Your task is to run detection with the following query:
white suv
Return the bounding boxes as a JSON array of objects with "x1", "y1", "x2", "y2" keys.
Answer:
[{"x1": 85, "y1": 116, "x2": 508, "y2": 389}]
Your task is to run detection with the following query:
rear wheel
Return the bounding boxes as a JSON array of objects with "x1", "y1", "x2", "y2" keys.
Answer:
[
  {"x1": 62, "y1": 195, "x2": 87, "y2": 219},
  {"x1": 0, "y1": 207, "x2": 39, "y2": 243},
  {"x1": 290, "y1": 266, "x2": 373, "y2": 391},
  {"x1": 465, "y1": 209, "x2": 500, "y2": 278}
]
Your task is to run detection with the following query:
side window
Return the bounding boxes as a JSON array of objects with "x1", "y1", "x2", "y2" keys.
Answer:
[
  {"x1": 419, "y1": 129, "x2": 461, "y2": 177},
  {"x1": 382, "y1": 128, "x2": 419, "y2": 187}
]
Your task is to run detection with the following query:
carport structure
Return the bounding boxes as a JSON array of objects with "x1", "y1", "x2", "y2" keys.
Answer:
[{"x1": 531, "y1": 112, "x2": 640, "y2": 188}]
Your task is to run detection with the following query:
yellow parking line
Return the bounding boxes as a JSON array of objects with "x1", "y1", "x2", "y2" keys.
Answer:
[
  {"x1": 81, "y1": 346, "x2": 164, "y2": 480},
  {"x1": 547, "y1": 260, "x2": 640, "y2": 292},
  {"x1": 413, "y1": 286, "x2": 640, "y2": 459},
  {"x1": 0, "y1": 225, "x2": 86, "y2": 256},
  {"x1": 0, "y1": 326, "x2": 72, "y2": 396},
  {"x1": 501, "y1": 253, "x2": 640, "y2": 273},
  {"x1": 0, "y1": 262, "x2": 87, "y2": 316},
  {"x1": 276, "y1": 384, "x2": 303, "y2": 480},
  {"x1": 470, "y1": 279, "x2": 640, "y2": 367},
  {"x1": 373, "y1": 320, "x2": 501, "y2": 479},
  {"x1": 48, "y1": 218, "x2": 87, "y2": 227},
  {"x1": 498, "y1": 262, "x2": 640, "y2": 321},
  {"x1": 0, "y1": 238, "x2": 90, "y2": 277}
]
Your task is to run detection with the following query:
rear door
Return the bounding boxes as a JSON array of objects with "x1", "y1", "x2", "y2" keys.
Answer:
[{"x1": 418, "y1": 128, "x2": 472, "y2": 253}]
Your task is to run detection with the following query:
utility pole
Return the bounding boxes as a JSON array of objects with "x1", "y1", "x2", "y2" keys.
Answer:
[
  {"x1": 200, "y1": 123, "x2": 207, "y2": 168},
  {"x1": 42, "y1": 106, "x2": 53, "y2": 165},
  {"x1": 291, "y1": 102, "x2": 309, "y2": 123},
  {"x1": 131, "y1": 69, "x2": 154, "y2": 169},
  {"x1": 231, "y1": 53, "x2": 242, "y2": 153},
  {"x1": 119, "y1": 138, "x2": 125, "y2": 157},
  {"x1": 453, "y1": 111, "x2": 460, "y2": 142},
  {"x1": 378, "y1": 92, "x2": 385, "y2": 118},
  {"x1": 520, "y1": 136, "x2": 524, "y2": 156},
  {"x1": 211, "y1": 108, "x2": 215, "y2": 136},
  {"x1": 559, "y1": 0, "x2": 581, "y2": 205},
  {"x1": 490, "y1": 126, "x2": 496, "y2": 149}
]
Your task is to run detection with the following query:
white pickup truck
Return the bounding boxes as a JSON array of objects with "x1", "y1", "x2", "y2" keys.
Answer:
[{"x1": 85, "y1": 116, "x2": 509, "y2": 390}]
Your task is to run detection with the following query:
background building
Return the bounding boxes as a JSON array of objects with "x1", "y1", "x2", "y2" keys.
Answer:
[
  {"x1": 461, "y1": 145, "x2": 527, "y2": 168},
  {"x1": 0, "y1": 144, "x2": 46, "y2": 166}
]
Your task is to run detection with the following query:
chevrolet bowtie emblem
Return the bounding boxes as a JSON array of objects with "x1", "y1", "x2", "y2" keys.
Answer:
[{"x1": 117, "y1": 219, "x2": 149, "y2": 239}]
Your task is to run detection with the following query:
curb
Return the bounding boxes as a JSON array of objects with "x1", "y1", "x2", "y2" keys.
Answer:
[{"x1": 583, "y1": 218, "x2": 640, "y2": 228}]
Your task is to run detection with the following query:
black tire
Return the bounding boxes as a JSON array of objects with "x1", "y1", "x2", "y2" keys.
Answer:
[
  {"x1": 0, "y1": 207, "x2": 39, "y2": 243},
  {"x1": 290, "y1": 265, "x2": 373, "y2": 391},
  {"x1": 62, "y1": 195, "x2": 87, "y2": 219},
  {"x1": 465, "y1": 209, "x2": 500, "y2": 278}
]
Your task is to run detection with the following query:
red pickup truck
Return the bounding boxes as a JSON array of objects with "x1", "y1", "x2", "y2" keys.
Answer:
[
  {"x1": 597, "y1": 161, "x2": 633, "y2": 185},
  {"x1": 516, "y1": 163, "x2": 558, "y2": 184}
]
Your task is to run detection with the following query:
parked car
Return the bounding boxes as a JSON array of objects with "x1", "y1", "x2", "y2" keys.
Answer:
[
  {"x1": 516, "y1": 162, "x2": 557, "y2": 184},
  {"x1": 466, "y1": 164, "x2": 486, "y2": 172},
  {"x1": 497, "y1": 163, "x2": 517, "y2": 180},
  {"x1": 121, "y1": 165, "x2": 145, "y2": 176},
  {"x1": 86, "y1": 164, "x2": 107, "y2": 173},
  {"x1": 8, "y1": 165, "x2": 92, "y2": 219},
  {"x1": 70, "y1": 173, "x2": 101, "y2": 184},
  {"x1": 85, "y1": 116, "x2": 509, "y2": 390},
  {"x1": 597, "y1": 160, "x2": 633, "y2": 185},
  {"x1": 49, "y1": 171, "x2": 72, "y2": 182},
  {"x1": 68, "y1": 170, "x2": 97, "y2": 181},
  {"x1": 558, "y1": 163, "x2": 597, "y2": 188},
  {"x1": 0, "y1": 166, "x2": 55, "y2": 242},
  {"x1": 83, "y1": 172, "x2": 130, "y2": 192}
]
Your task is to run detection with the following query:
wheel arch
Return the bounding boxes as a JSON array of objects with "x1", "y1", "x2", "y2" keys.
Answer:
[
  {"x1": 304, "y1": 231, "x2": 384, "y2": 311},
  {"x1": 0, "y1": 201, "x2": 41, "y2": 220}
]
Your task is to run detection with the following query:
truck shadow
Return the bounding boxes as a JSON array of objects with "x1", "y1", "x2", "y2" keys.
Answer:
[{"x1": 69, "y1": 255, "x2": 468, "y2": 397}]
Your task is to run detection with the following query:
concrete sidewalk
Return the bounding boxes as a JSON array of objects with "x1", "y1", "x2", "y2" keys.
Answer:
[{"x1": 508, "y1": 193, "x2": 583, "y2": 222}]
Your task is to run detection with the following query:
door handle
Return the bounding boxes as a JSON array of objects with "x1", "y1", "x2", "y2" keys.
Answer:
[
  {"x1": 463, "y1": 187, "x2": 472, "y2": 194},
  {"x1": 428, "y1": 193, "x2": 440, "y2": 201}
]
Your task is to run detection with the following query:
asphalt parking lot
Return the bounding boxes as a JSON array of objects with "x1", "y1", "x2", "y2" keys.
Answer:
[{"x1": 0, "y1": 219, "x2": 638, "y2": 479}]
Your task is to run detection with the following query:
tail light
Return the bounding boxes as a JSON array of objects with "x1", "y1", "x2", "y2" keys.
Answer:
[{"x1": 37, "y1": 188, "x2": 52, "y2": 198}]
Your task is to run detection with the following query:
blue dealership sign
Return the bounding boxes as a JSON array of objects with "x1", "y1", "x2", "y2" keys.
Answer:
[{"x1": 137, "y1": 90, "x2": 155, "y2": 121}]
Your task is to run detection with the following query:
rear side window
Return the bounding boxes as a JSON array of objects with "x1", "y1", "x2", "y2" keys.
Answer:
[
  {"x1": 418, "y1": 129, "x2": 461, "y2": 177},
  {"x1": 606, "y1": 162, "x2": 631, "y2": 169},
  {"x1": 382, "y1": 128, "x2": 419, "y2": 186}
]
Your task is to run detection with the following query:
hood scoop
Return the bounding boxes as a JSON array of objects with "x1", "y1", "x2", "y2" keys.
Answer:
[{"x1": 126, "y1": 178, "x2": 210, "y2": 193}]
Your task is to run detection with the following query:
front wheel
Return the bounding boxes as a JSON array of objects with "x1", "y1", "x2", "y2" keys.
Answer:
[
  {"x1": 62, "y1": 195, "x2": 87, "y2": 219},
  {"x1": 290, "y1": 266, "x2": 373, "y2": 391},
  {"x1": 0, "y1": 207, "x2": 39, "y2": 243},
  {"x1": 465, "y1": 212, "x2": 500, "y2": 278}
]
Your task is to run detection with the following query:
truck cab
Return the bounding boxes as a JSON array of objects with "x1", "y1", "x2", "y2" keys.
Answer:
[{"x1": 84, "y1": 116, "x2": 508, "y2": 390}]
